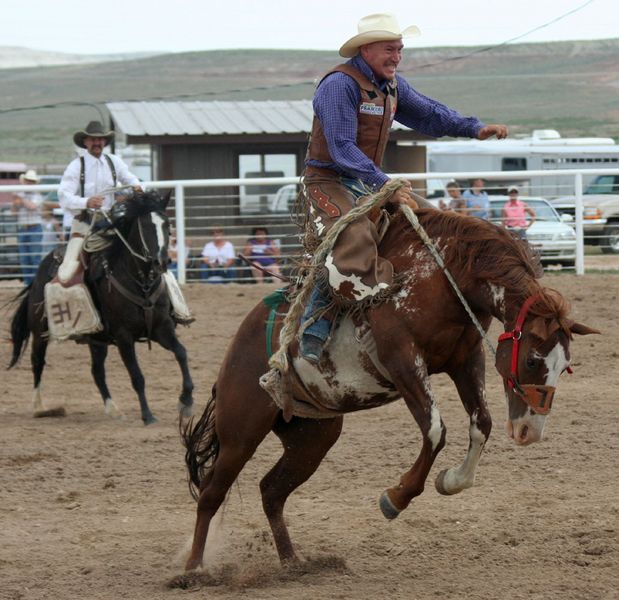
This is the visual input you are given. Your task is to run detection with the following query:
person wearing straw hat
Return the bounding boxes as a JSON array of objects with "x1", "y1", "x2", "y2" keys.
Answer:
[
  {"x1": 299, "y1": 13, "x2": 508, "y2": 363},
  {"x1": 56, "y1": 120, "x2": 193, "y2": 325},
  {"x1": 12, "y1": 169, "x2": 44, "y2": 285}
]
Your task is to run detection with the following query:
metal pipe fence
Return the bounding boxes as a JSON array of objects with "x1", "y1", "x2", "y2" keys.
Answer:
[{"x1": 1, "y1": 167, "x2": 618, "y2": 285}]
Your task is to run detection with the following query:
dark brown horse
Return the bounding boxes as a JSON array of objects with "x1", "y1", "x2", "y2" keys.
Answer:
[
  {"x1": 8, "y1": 191, "x2": 193, "y2": 424},
  {"x1": 182, "y1": 207, "x2": 597, "y2": 571}
]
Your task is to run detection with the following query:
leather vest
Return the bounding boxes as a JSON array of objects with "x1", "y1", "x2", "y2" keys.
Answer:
[{"x1": 306, "y1": 64, "x2": 397, "y2": 169}]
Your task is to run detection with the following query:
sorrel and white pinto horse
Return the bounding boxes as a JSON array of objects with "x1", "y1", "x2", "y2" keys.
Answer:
[{"x1": 182, "y1": 207, "x2": 597, "y2": 570}]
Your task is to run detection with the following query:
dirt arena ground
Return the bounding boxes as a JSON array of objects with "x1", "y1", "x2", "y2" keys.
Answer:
[{"x1": 1, "y1": 275, "x2": 617, "y2": 600}]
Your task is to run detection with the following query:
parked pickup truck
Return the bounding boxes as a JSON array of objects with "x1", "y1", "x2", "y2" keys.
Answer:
[{"x1": 550, "y1": 174, "x2": 619, "y2": 254}]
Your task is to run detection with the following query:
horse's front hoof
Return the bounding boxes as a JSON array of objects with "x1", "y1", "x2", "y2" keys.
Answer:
[
  {"x1": 379, "y1": 490, "x2": 401, "y2": 520},
  {"x1": 143, "y1": 415, "x2": 158, "y2": 426},
  {"x1": 33, "y1": 406, "x2": 66, "y2": 418}
]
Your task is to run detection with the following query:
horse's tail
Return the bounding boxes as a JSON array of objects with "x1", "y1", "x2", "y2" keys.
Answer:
[
  {"x1": 181, "y1": 383, "x2": 220, "y2": 501},
  {"x1": 7, "y1": 286, "x2": 32, "y2": 369}
]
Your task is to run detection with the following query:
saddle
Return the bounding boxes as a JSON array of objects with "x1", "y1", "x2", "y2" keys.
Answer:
[{"x1": 259, "y1": 288, "x2": 396, "y2": 421}]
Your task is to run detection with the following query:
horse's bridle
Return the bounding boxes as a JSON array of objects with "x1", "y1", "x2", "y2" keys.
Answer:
[{"x1": 496, "y1": 294, "x2": 571, "y2": 415}]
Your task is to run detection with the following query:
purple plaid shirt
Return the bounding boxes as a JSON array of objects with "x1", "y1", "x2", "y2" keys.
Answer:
[{"x1": 307, "y1": 55, "x2": 485, "y2": 189}]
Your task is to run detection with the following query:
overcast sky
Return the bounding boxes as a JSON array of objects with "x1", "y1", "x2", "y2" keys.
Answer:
[{"x1": 5, "y1": 0, "x2": 617, "y2": 55}]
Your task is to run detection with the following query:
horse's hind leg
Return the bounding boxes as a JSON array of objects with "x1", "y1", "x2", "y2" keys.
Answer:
[
  {"x1": 30, "y1": 334, "x2": 48, "y2": 415},
  {"x1": 116, "y1": 338, "x2": 155, "y2": 425},
  {"x1": 260, "y1": 416, "x2": 343, "y2": 564},
  {"x1": 88, "y1": 342, "x2": 121, "y2": 417},
  {"x1": 186, "y1": 403, "x2": 277, "y2": 571}
]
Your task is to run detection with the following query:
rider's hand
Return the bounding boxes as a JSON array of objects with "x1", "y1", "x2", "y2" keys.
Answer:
[
  {"x1": 86, "y1": 196, "x2": 104, "y2": 209},
  {"x1": 389, "y1": 182, "x2": 418, "y2": 209},
  {"x1": 477, "y1": 124, "x2": 509, "y2": 140}
]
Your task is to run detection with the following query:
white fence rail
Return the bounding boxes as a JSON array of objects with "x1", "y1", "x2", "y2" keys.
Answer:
[{"x1": 2, "y1": 167, "x2": 618, "y2": 285}]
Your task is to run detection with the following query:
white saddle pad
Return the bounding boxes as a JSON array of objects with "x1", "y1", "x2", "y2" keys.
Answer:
[{"x1": 44, "y1": 281, "x2": 103, "y2": 341}]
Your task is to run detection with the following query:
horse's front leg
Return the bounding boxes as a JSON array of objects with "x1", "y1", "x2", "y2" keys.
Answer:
[
  {"x1": 88, "y1": 342, "x2": 122, "y2": 417},
  {"x1": 153, "y1": 323, "x2": 194, "y2": 418},
  {"x1": 435, "y1": 348, "x2": 491, "y2": 496},
  {"x1": 116, "y1": 336, "x2": 155, "y2": 425},
  {"x1": 377, "y1": 349, "x2": 446, "y2": 520}
]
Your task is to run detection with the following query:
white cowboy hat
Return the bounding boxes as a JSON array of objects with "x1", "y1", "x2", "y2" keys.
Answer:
[
  {"x1": 339, "y1": 13, "x2": 421, "y2": 58},
  {"x1": 19, "y1": 169, "x2": 40, "y2": 183}
]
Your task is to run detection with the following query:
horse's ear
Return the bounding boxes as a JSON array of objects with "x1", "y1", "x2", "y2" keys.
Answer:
[
  {"x1": 161, "y1": 191, "x2": 172, "y2": 209},
  {"x1": 568, "y1": 320, "x2": 601, "y2": 336}
]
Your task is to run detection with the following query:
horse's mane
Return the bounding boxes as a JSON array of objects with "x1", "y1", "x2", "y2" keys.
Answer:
[
  {"x1": 104, "y1": 191, "x2": 168, "y2": 263},
  {"x1": 123, "y1": 191, "x2": 167, "y2": 220},
  {"x1": 390, "y1": 208, "x2": 570, "y2": 324}
]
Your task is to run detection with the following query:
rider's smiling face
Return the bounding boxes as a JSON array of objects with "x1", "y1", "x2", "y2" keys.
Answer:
[
  {"x1": 84, "y1": 136, "x2": 105, "y2": 157},
  {"x1": 360, "y1": 40, "x2": 403, "y2": 81}
]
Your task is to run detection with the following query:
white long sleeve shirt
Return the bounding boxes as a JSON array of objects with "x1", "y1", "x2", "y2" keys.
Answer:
[{"x1": 58, "y1": 152, "x2": 141, "y2": 217}]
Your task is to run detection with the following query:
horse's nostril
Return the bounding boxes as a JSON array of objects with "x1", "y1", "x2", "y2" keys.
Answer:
[{"x1": 520, "y1": 425, "x2": 529, "y2": 440}]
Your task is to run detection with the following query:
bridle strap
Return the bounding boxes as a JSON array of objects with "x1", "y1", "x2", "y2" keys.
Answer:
[{"x1": 497, "y1": 294, "x2": 541, "y2": 389}]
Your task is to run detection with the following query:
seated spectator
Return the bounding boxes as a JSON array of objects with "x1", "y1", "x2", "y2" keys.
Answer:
[
  {"x1": 201, "y1": 226, "x2": 236, "y2": 283},
  {"x1": 438, "y1": 181, "x2": 466, "y2": 213},
  {"x1": 168, "y1": 228, "x2": 191, "y2": 277},
  {"x1": 243, "y1": 226, "x2": 281, "y2": 282},
  {"x1": 502, "y1": 186, "x2": 536, "y2": 239},
  {"x1": 463, "y1": 178, "x2": 490, "y2": 219}
]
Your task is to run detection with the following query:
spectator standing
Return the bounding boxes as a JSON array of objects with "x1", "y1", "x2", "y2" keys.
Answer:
[
  {"x1": 12, "y1": 169, "x2": 43, "y2": 285},
  {"x1": 41, "y1": 205, "x2": 62, "y2": 255},
  {"x1": 243, "y1": 227, "x2": 281, "y2": 282},
  {"x1": 201, "y1": 226, "x2": 236, "y2": 283},
  {"x1": 502, "y1": 185, "x2": 536, "y2": 239},
  {"x1": 463, "y1": 178, "x2": 490, "y2": 219}
]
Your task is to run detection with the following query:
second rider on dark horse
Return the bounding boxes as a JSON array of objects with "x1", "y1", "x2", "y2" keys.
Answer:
[{"x1": 53, "y1": 120, "x2": 192, "y2": 339}]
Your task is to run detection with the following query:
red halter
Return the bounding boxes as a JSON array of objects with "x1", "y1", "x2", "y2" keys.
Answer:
[{"x1": 497, "y1": 294, "x2": 571, "y2": 415}]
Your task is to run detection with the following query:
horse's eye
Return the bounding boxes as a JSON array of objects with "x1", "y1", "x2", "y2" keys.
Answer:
[{"x1": 526, "y1": 357, "x2": 536, "y2": 369}]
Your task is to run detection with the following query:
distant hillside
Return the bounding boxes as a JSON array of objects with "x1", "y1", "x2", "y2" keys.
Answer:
[
  {"x1": 0, "y1": 40, "x2": 617, "y2": 167},
  {"x1": 0, "y1": 46, "x2": 162, "y2": 69}
]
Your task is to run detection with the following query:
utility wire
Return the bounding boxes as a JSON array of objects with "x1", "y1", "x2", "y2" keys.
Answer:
[{"x1": 413, "y1": 0, "x2": 597, "y2": 69}]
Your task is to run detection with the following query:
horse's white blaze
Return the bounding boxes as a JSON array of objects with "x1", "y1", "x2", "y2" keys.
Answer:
[
  {"x1": 325, "y1": 253, "x2": 388, "y2": 301},
  {"x1": 150, "y1": 212, "x2": 166, "y2": 252},
  {"x1": 540, "y1": 342, "x2": 569, "y2": 387},
  {"x1": 441, "y1": 413, "x2": 487, "y2": 493}
]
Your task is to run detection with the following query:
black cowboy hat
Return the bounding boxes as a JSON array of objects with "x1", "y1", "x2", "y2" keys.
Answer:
[{"x1": 73, "y1": 121, "x2": 115, "y2": 149}]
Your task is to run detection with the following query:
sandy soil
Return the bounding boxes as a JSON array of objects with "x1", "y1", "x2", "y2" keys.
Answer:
[{"x1": 1, "y1": 276, "x2": 617, "y2": 600}]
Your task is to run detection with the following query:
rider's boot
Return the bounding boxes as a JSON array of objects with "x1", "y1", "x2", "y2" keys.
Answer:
[
  {"x1": 162, "y1": 271, "x2": 195, "y2": 325},
  {"x1": 300, "y1": 284, "x2": 332, "y2": 364},
  {"x1": 57, "y1": 234, "x2": 85, "y2": 284}
]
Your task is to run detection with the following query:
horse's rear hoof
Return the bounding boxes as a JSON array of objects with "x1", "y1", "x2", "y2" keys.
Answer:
[
  {"x1": 435, "y1": 469, "x2": 459, "y2": 495},
  {"x1": 33, "y1": 406, "x2": 66, "y2": 418},
  {"x1": 379, "y1": 490, "x2": 401, "y2": 520},
  {"x1": 143, "y1": 415, "x2": 158, "y2": 426},
  {"x1": 178, "y1": 402, "x2": 194, "y2": 419}
]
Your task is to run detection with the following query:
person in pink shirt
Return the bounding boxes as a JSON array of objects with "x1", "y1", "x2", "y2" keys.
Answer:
[{"x1": 502, "y1": 186, "x2": 536, "y2": 239}]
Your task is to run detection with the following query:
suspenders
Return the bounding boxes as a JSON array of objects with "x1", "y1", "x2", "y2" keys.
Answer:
[{"x1": 79, "y1": 155, "x2": 117, "y2": 197}]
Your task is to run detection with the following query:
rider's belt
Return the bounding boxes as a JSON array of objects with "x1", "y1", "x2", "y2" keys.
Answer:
[{"x1": 303, "y1": 166, "x2": 341, "y2": 179}]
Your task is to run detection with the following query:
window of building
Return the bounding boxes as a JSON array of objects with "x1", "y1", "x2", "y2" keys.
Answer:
[{"x1": 238, "y1": 153, "x2": 297, "y2": 214}]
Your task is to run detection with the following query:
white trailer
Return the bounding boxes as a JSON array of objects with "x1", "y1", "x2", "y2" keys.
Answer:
[{"x1": 421, "y1": 130, "x2": 619, "y2": 198}]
